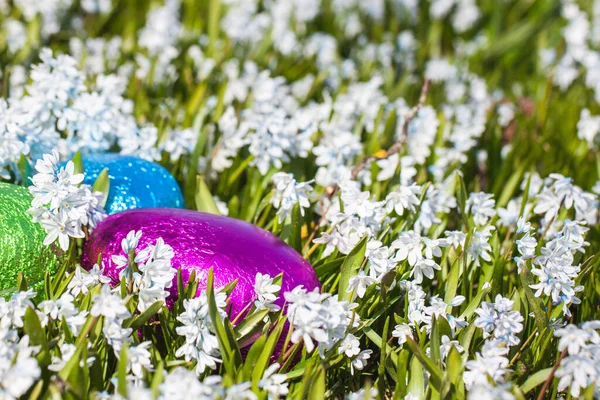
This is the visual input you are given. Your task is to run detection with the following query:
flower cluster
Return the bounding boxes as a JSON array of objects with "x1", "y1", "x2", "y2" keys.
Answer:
[
  {"x1": 284, "y1": 286, "x2": 358, "y2": 357},
  {"x1": 0, "y1": 291, "x2": 41, "y2": 399},
  {"x1": 554, "y1": 321, "x2": 600, "y2": 397},
  {"x1": 466, "y1": 296, "x2": 524, "y2": 393},
  {"x1": 175, "y1": 291, "x2": 225, "y2": 375},
  {"x1": 112, "y1": 230, "x2": 177, "y2": 312},
  {"x1": 28, "y1": 150, "x2": 106, "y2": 251},
  {"x1": 270, "y1": 172, "x2": 314, "y2": 222}
]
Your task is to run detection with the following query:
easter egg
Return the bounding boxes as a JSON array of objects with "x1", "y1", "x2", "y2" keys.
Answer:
[
  {"x1": 0, "y1": 182, "x2": 64, "y2": 291},
  {"x1": 82, "y1": 209, "x2": 320, "y2": 316},
  {"x1": 69, "y1": 153, "x2": 184, "y2": 214}
]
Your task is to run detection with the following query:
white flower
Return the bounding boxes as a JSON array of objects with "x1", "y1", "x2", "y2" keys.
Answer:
[
  {"x1": 445, "y1": 230, "x2": 467, "y2": 248},
  {"x1": 392, "y1": 231, "x2": 422, "y2": 266},
  {"x1": 463, "y1": 341, "x2": 511, "y2": 389},
  {"x1": 412, "y1": 258, "x2": 441, "y2": 284},
  {"x1": 254, "y1": 273, "x2": 281, "y2": 311},
  {"x1": 342, "y1": 185, "x2": 380, "y2": 219},
  {"x1": 338, "y1": 333, "x2": 360, "y2": 357},
  {"x1": 376, "y1": 153, "x2": 399, "y2": 181},
  {"x1": 40, "y1": 211, "x2": 84, "y2": 251},
  {"x1": 128, "y1": 342, "x2": 153, "y2": 378},
  {"x1": 534, "y1": 187, "x2": 561, "y2": 221},
  {"x1": 440, "y1": 335, "x2": 464, "y2": 360},
  {"x1": 516, "y1": 217, "x2": 532, "y2": 233},
  {"x1": 122, "y1": 230, "x2": 142, "y2": 254},
  {"x1": 422, "y1": 237, "x2": 449, "y2": 259},
  {"x1": 474, "y1": 295, "x2": 523, "y2": 347},
  {"x1": 284, "y1": 286, "x2": 357, "y2": 357},
  {"x1": 270, "y1": 172, "x2": 314, "y2": 222},
  {"x1": 175, "y1": 293, "x2": 224, "y2": 375},
  {"x1": 0, "y1": 336, "x2": 41, "y2": 399},
  {"x1": 28, "y1": 151, "x2": 106, "y2": 251},
  {"x1": 468, "y1": 226, "x2": 494, "y2": 267},
  {"x1": 556, "y1": 353, "x2": 599, "y2": 398},
  {"x1": 66, "y1": 266, "x2": 94, "y2": 296},
  {"x1": 81, "y1": 0, "x2": 112, "y2": 13},
  {"x1": 497, "y1": 103, "x2": 515, "y2": 128},
  {"x1": 259, "y1": 363, "x2": 289, "y2": 399},
  {"x1": 347, "y1": 271, "x2": 376, "y2": 298},
  {"x1": 88, "y1": 263, "x2": 112, "y2": 286},
  {"x1": 554, "y1": 324, "x2": 596, "y2": 355},
  {"x1": 224, "y1": 382, "x2": 257, "y2": 400},
  {"x1": 466, "y1": 192, "x2": 496, "y2": 226},
  {"x1": 91, "y1": 285, "x2": 129, "y2": 320},
  {"x1": 577, "y1": 108, "x2": 600, "y2": 147},
  {"x1": 351, "y1": 349, "x2": 372, "y2": 375},
  {"x1": 467, "y1": 382, "x2": 515, "y2": 400},
  {"x1": 159, "y1": 368, "x2": 223, "y2": 400},
  {"x1": 385, "y1": 184, "x2": 421, "y2": 216},
  {"x1": 516, "y1": 233, "x2": 537, "y2": 259},
  {"x1": 391, "y1": 323, "x2": 413, "y2": 345},
  {"x1": 425, "y1": 58, "x2": 457, "y2": 82}
]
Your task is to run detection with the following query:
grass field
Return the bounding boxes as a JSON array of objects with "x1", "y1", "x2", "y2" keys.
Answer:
[{"x1": 1, "y1": 0, "x2": 600, "y2": 399}]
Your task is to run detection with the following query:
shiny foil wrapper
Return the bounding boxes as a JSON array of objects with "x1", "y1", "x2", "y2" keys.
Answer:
[
  {"x1": 74, "y1": 153, "x2": 184, "y2": 214},
  {"x1": 0, "y1": 182, "x2": 64, "y2": 291},
  {"x1": 82, "y1": 209, "x2": 320, "y2": 316}
]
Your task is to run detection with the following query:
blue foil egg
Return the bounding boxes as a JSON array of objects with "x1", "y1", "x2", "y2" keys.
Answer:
[{"x1": 67, "y1": 153, "x2": 185, "y2": 214}]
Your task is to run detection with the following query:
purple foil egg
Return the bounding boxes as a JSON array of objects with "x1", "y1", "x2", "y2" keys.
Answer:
[{"x1": 82, "y1": 209, "x2": 320, "y2": 318}]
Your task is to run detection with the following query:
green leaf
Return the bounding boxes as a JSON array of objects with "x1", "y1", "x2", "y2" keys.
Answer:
[
  {"x1": 72, "y1": 151, "x2": 84, "y2": 175},
  {"x1": 207, "y1": 0, "x2": 221, "y2": 57},
  {"x1": 280, "y1": 203, "x2": 302, "y2": 252},
  {"x1": 405, "y1": 337, "x2": 444, "y2": 390},
  {"x1": 363, "y1": 326, "x2": 398, "y2": 364},
  {"x1": 252, "y1": 318, "x2": 286, "y2": 387},
  {"x1": 455, "y1": 173, "x2": 469, "y2": 225},
  {"x1": 308, "y1": 365, "x2": 326, "y2": 400},
  {"x1": 184, "y1": 269, "x2": 199, "y2": 299},
  {"x1": 519, "y1": 266, "x2": 548, "y2": 332},
  {"x1": 430, "y1": 315, "x2": 441, "y2": 366},
  {"x1": 117, "y1": 343, "x2": 129, "y2": 397},
  {"x1": 227, "y1": 155, "x2": 254, "y2": 186},
  {"x1": 234, "y1": 308, "x2": 270, "y2": 346},
  {"x1": 58, "y1": 338, "x2": 86, "y2": 381},
  {"x1": 18, "y1": 153, "x2": 31, "y2": 184},
  {"x1": 150, "y1": 361, "x2": 164, "y2": 398},
  {"x1": 184, "y1": 126, "x2": 209, "y2": 209},
  {"x1": 394, "y1": 350, "x2": 410, "y2": 398},
  {"x1": 243, "y1": 335, "x2": 267, "y2": 384},
  {"x1": 92, "y1": 168, "x2": 110, "y2": 208},
  {"x1": 195, "y1": 175, "x2": 221, "y2": 215},
  {"x1": 519, "y1": 173, "x2": 532, "y2": 217},
  {"x1": 496, "y1": 163, "x2": 526, "y2": 207},
  {"x1": 377, "y1": 316, "x2": 390, "y2": 395},
  {"x1": 492, "y1": 258, "x2": 506, "y2": 297},
  {"x1": 338, "y1": 235, "x2": 368, "y2": 300},
  {"x1": 24, "y1": 307, "x2": 51, "y2": 366},
  {"x1": 408, "y1": 356, "x2": 424, "y2": 398},
  {"x1": 444, "y1": 259, "x2": 461, "y2": 305},
  {"x1": 446, "y1": 346, "x2": 464, "y2": 387},
  {"x1": 459, "y1": 285, "x2": 492, "y2": 320},
  {"x1": 16, "y1": 272, "x2": 27, "y2": 292},
  {"x1": 206, "y1": 268, "x2": 242, "y2": 376},
  {"x1": 124, "y1": 301, "x2": 163, "y2": 330},
  {"x1": 520, "y1": 368, "x2": 553, "y2": 394}
]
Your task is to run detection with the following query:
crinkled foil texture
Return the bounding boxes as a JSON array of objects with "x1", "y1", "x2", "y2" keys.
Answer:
[
  {"x1": 0, "y1": 182, "x2": 64, "y2": 291},
  {"x1": 83, "y1": 209, "x2": 320, "y2": 316},
  {"x1": 76, "y1": 153, "x2": 185, "y2": 214}
]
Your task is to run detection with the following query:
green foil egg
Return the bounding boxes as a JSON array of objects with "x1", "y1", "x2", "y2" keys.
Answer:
[{"x1": 0, "y1": 182, "x2": 64, "y2": 292}]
